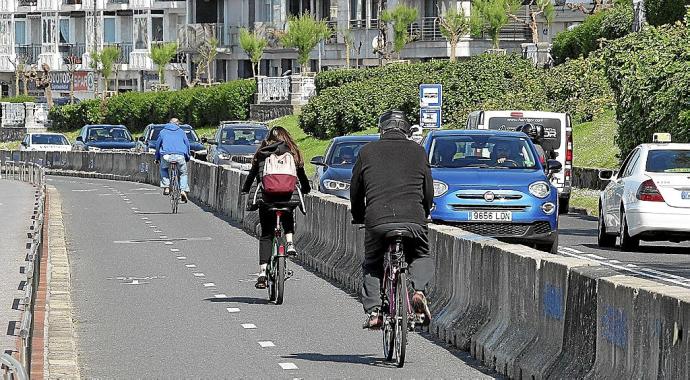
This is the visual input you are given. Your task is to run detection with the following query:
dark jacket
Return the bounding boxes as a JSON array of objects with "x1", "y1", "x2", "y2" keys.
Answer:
[
  {"x1": 242, "y1": 141, "x2": 311, "y2": 201},
  {"x1": 155, "y1": 123, "x2": 190, "y2": 161},
  {"x1": 350, "y1": 131, "x2": 434, "y2": 227}
]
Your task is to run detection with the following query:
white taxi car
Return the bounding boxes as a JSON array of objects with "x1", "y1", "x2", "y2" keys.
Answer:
[
  {"x1": 20, "y1": 133, "x2": 71, "y2": 152},
  {"x1": 598, "y1": 136, "x2": 690, "y2": 250}
]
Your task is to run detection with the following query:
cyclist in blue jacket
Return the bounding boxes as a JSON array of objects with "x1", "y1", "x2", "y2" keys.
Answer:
[{"x1": 155, "y1": 118, "x2": 191, "y2": 203}]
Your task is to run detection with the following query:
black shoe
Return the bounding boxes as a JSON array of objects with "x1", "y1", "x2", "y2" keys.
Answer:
[
  {"x1": 163, "y1": 187, "x2": 170, "y2": 195},
  {"x1": 181, "y1": 191, "x2": 188, "y2": 203},
  {"x1": 286, "y1": 242, "x2": 297, "y2": 257},
  {"x1": 255, "y1": 275, "x2": 267, "y2": 289},
  {"x1": 362, "y1": 311, "x2": 383, "y2": 329}
]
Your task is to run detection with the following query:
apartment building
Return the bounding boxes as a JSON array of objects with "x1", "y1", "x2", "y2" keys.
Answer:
[
  {"x1": 185, "y1": 0, "x2": 588, "y2": 81},
  {"x1": 0, "y1": 0, "x2": 186, "y2": 98}
]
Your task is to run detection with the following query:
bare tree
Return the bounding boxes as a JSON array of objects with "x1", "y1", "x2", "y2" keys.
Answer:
[
  {"x1": 8, "y1": 55, "x2": 29, "y2": 96},
  {"x1": 567, "y1": 0, "x2": 614, "y2": 14},
  {"x1": 65, "y1": 55, "x2": 80, "y2": 104},
  {"x1": 197, "y1": 37, "x2": 218, "y2": 84},
  {"x1": 506, "y1": 0, "x2": 555, "y2": 44},
  {"x1": 33, "y1": 63, "x2": 54, "y2": 108}
]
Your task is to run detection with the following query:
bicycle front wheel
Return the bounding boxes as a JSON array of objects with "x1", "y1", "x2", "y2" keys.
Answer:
[
  {"x1": 275, "y1": 255, "x2": 286, "y2": 305},
  {"x1": 395, "y1": 271, "x2": 408, "y2": 367}
]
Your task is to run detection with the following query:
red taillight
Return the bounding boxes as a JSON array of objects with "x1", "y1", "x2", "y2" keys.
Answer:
[
  {"x1": 637, "y1": 179, "x2": 665, "y2": 202},
  {"x1": 511, "y1": 112, "x2": 524, "y2": 118},
  {"x1": 566, "y1": 130, "x2": 573, "y2": 163}
]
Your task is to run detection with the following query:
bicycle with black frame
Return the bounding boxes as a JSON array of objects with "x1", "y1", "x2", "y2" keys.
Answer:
[
  {"x1": 168, "y1": 161, "x2": 181, "y2": 214},
  {"x1": 265, "y1": 203, "x2": 297, "y2": 304}
]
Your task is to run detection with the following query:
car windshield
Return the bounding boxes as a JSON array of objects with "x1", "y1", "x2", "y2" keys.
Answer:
[
  {"x1": 220, "y1": 127, "x2": 267, "y2": 146},
  {"x1": 86, "y1": 127, "x2": 132, "y2": 142},
  {"x1": 646, "y1": 150, "x2": 690, "y2": 173},
  {"x1": 328, "y1": 141, "x2": 370, "y2": 167},
  {"x1": 429, "y1": 135, "x2": 538, "y2": 169},
  {"x1": 148, "y1": 126, "x2": 199, "y2": 142},
  {"x1": 32, "y1": 134, "x2": 69, "y2": 145}
]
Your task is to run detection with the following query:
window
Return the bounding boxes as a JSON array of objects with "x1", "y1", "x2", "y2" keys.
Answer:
[
  {"x1": 42, "y1": 18, "x2": 55, "y2": 44},
  {"x1": 103, "y1": 17, "x2": 116, "y2": 43},
  {"x1": 134, "y1": 17, "x2": 147, "y2": 49},
  {"x1": 59, "y1": 19, "x2": 69, "y2": 44},
  {"x1": 429, "y1": 136, "x2": 538, "y2": 169},
  {"x1": 151, "y1": 17, "x2": 163, "y2": 42},
  {"x1": 328, "y1": 141, "x2": 370, "y2": 167},
  {"x1": 350, "y1": 0, "x2": 366, "y2": 21},
  {"x1": 15, "y1": 21, "x2": 26, "y2": 45},
  {"x1": 219, "y1": 127, "x2": 267, "y2": 145},
  {"x1": 646, "y1": 150, "x2": 690, "y2": 173},
  {"x1": 618, "y1": 148, "x2": 638, "y2": 178}
]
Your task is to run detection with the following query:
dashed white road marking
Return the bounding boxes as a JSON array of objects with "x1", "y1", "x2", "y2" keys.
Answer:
[
  {"x1": 258, "y1": 341, "x2": 275, "y2": 348},
  {"x1": 609, "y1": 260, "x2": 621, "y2": 264},
  {"x1": 154, "y1": 230, "x2": 162, "y2": 233},
  {"x1": 241, "y1": 323, "x2": 257, "y2": 329},
  {"x1": 203, "y1": 283, "x2": 216, "y2": 287},
  {"x1": 185, "y1": 264, "x2": 197, "y2": 268},
  {"x1": 584, "y1": 253, "x2": 606, "y2": 260},
  {"x1": 145, "y1": 221, "x2": 152, "y2": 224},
  {"x1": 627, "y1": 264, "x2": 638, "y2": 268},
  {"x1": 72, "y1": 189, "x2": 98, "y2": 192},
  {"x1": 164, "y1": 242, "x2": 173, "y2": 245},
  {"x1": 159, "y1": 235, "x2": 168, "y2": 239},
  {"x1": 148, "y1": 225, "x2": 157, "y2": 228},
  {"x1": 226, "y1": 308, "x2": 240, "y2": 313},
  {"x1": 214, "y1": 294, "x2": 228, "y2": 298},
  {"x1": 278, "y1": 363, "x2": 298, "y2": 370},
  {"x1": 176, "y1": 256, "x2": 186, "y2": 260},
  {"x1": 170, "y1": 249, "x2": 180, "y2": 252},
  {"x1": 559, "y1": 246, "x2": 584, "y2": 254},
  {"x1": 193, "y1": 273, "x2": 205, "y2": 277},
  {"x1": 141, "y1": 217, "x2": 149, "y2": 220},
  {"x1": 131, "y1": 207, "x2": 138, "y2": 210}
]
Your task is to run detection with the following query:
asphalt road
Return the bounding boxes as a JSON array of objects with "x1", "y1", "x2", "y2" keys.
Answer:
[
  {"x1": 0, "y1": 180, "x2": 35, "y2": 357},
  {"x1": 49, "y1": 176, "x2": 498, "y2": 379},
  {"x1": 558, "y1": 213, "x2": 690, "y2": 288}
]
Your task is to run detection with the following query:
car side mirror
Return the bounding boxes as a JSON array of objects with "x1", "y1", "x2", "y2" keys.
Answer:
[
  {"x1": 75, "y1": 136, "x2": 83, "y2": 142},
  {"x1": 547, "y1": 159, "x2": 562, "y2": 173},
  {"x1": 310, "y1": 156, "x2": 326, "y2": 166},
  {"x1": 21, "y1": 141, "x2": 28, "y2": 147},
  {"x1": 599, "y1": 169, "x2": 615, "y2": 181},
  {"x1": 138, "y1": 136, "x2": 145, "y2": 142}
]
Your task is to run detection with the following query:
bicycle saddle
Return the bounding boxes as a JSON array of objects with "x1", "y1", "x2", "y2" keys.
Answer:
[{"x1": 385, "y1": 230, "x2": 414, "y2": 239}]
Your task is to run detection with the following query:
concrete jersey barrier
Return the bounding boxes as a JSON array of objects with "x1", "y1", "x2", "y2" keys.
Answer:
[{"x1": 2, "y1": 149, "x2": 688, "y2": 379}]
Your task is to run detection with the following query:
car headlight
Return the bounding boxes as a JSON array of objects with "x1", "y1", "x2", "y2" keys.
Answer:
[
  {"x1": 529, "y1": 181, "x2": 551, "y2": 199},
  {"x1": 433, "y1": 180, "x2": 448, "y2": 197},
  {"x1": 323, "y1": 180, "x2": 350, "y2": 191}
]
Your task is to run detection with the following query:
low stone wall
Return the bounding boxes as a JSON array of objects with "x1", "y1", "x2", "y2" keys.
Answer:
[
  {"x1": 573, "y1": 167, "x2": 609, "y2": 191},
  {"x1": 3, "y1": 150, "x2": 688, "y2": 379}
]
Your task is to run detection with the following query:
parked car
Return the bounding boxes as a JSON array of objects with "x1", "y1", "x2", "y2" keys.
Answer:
[
  {"x1": 466, "y1": 110, "x2": 573, "y2": 214},
  {"x1": 204, "y1": 121, "x2": 269, "y2": 168},
  {"x1": 20, "y1": 132, "x2": 71, "y2": 152},
  {"x1": 423, "y1": 129, "x2": 562, "y2": 253},
  {"x1": 597, "y1": 136, "x2": 690, "y2": 250},
  {"x1": 71, "y1": 124, "x2": 137, "y2": 151},
  {"x1": 310, "y1": 135, "x2": 379, "y2": 199},
  {"x1": 136, "y1": 123, "x2": 207, "y2": 160}
]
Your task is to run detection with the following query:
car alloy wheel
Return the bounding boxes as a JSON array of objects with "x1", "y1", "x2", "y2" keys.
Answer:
[{"x1": 619, "y1": 209, "x2": 640, "y2": 251}]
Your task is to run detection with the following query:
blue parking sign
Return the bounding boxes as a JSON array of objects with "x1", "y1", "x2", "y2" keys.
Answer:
[
  {"x1": 420, "y1": 108, "x2": 442, "y2": 129},
  {"x1": 419, "y1": 84, "x2": 442, "y2": 107}
]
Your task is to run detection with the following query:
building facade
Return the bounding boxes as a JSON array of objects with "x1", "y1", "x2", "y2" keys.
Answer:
[
  {"x1": 0, "y1": 0, "x2": 186, "y2": 98},
  {"x1": 184, "y1": 0, "x2": 588, "y2": 81}
]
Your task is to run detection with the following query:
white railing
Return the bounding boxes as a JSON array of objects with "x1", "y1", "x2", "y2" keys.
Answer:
[
  {"x1": 129, "y1": 50, "x2": 154, "y2": 70},
  {"x1": 37, "y1": 0, "x2": 59, "y2": 10},
  {"x1": 257, "y1": 76, "x2": 290, "y2": 103},
  {"x1": 130, "y1": 0, "x2": 152, "y2": 8},
  {"x1": 299, "y1": 76, "x2": 316, "y2": 103},
  {"x1": 0, "y1": 54, "x2": 14, "y2": 72},
  {"x1": 0, "y1": 0, "x2": 17, "y2": 12},
  {"x1": 1, "y1": 103, "x2": 26, "y2": 126}
]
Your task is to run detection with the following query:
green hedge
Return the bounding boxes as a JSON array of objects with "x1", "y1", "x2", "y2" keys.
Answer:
[
  {"x1": 551, "y1": 3, "x2": 633, "y2": 65},
  {"x1": 645, "y1": 0, "x2": 690, "y2": 26},
  {"x1": 601, "y1": 21, "x2": 690, "y2": 159},
  {"x1": 49, "y1": 80, "x2": 256, "y2": 132},
  {"x1": 2, "y1": 95, "x2": 35, "y2": 103}
]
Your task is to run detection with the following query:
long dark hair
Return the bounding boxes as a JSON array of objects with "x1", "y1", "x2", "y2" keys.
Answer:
[{"x1": 255, "y1": 126, "x2": 304, "y2": 166}]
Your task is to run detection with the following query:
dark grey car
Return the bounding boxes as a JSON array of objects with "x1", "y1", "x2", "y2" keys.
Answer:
[{"x1": 204, "y1": 122, "x2": 269, "y2": 169}]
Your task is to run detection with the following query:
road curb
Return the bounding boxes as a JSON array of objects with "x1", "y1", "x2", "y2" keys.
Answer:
[{"x1": 44, "y1": 186, "x2": 80, "y2": 379}]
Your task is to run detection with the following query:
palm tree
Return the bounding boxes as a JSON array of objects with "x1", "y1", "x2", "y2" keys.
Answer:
[{"x1": 150, "y1": 42, "x2": 178, "y2": 86}]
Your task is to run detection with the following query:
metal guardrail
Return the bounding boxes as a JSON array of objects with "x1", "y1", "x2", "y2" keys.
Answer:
[{"x1": 0, "y1": 160, "x2": 46, "y2": 380}]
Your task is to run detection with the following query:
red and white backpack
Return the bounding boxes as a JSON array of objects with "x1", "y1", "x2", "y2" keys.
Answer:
[{"x1": 261, "y1": 152, "x2": 297, "y2": 196}]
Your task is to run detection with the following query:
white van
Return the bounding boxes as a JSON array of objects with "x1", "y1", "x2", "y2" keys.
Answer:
[{"x1": 466, "y1": 110, "x2": 573, "y2": 213}]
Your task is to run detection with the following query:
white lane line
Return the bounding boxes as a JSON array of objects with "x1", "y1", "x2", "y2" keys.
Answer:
[
  {"x1": 203, "y1": 283, "x2": 216, "y2": 287},
  {"x1": 141, "y1": 217, "x2": 149, "y2": 220},
  {"x1": 193, "y1": 273, "x2": 205, "y2": 277},
  {"x1": 159, "y1": 235, "x2": 168, "y2": 239},
  {"x1": 131, "y1": 207, "x2": 138, "y2": 210},
  {"x1": 176, "y1": 256, "x2": 187, "y2": 260},
  {"x1": 609, "y1": 260, "x2": 621, "y2": 264},
  {"x1": 226, "y1": 308, "x2": 240, "y2": 313},
  {"x1": 241, "y1": 323, "x2": 257, "y2": 329},
  {"x1": 170, "y1": 249, "x2": 180, "y2": 252},
  {"x1": 148, "y1": 225, "x2": 157, "y2": 228},
  {"x1": 584, "y1": 253, "x2": 606, "y2": 260},
  {"x1": 165, "y1": 242, "x2": 173, "y2": 245},
  {"x1": 185, "y1": 264, "x2": 197, "y2": 268},
  {"x1": 559, "y1": 250, "x2": 690, "y2": 289},
  {"x1": 258, "y1": 341, "x2": 275, "y2": 348},
  {"x1": 153, "y1": 230, "x2": 162, "y2": 233},
  {"x1": 278, "y1": 363, "x2": 298, "y2": 370},
  {"x1": 214, "y1": 294, "x2": 228, "y2": 298},
  {"x1": 145, "y1": 221, "x2": 152, "y2": 224},
  {"x1": 559, "y1": 246, "x2": 584, "y2": 254}
]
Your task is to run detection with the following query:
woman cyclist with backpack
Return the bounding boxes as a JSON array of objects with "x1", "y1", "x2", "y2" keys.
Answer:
[{"x1": 242, "y1": 126, "x2": 311, "y2": 289}]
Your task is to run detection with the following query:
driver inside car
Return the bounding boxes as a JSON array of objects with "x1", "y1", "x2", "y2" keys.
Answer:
[{"x1": 492, "y1": 141, "x2": 522, "y2": 166}]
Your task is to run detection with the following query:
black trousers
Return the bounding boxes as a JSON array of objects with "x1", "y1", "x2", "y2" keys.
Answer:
[
  {"x1": 361, "y1": 222, "x2": 433, "y2": 313},
  {"x1": 258, "y1": 204, "x2": 295, "y2": 265}
]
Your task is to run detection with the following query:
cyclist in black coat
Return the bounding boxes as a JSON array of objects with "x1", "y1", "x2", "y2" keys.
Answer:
[{"x1": 350, "y1": 110, "x2": 434, "y2": 329}]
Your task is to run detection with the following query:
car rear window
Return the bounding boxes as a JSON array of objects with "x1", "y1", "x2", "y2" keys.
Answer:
[
  {"x1": 86, "y1": 127, "x2": 132, "y2": 141},
  {"x1": 487, "y1": 117, "x2": 562, "y2": 152},
  {"x1": 646, "y1": 150, "x2": 690, "y2": 173},
  {"x1": 220, "y1": 128, "x2": 267, "y2": 145},
  {"x1": 149, "y1": 126, "x2": 199, "y2": 142},
  {"x1": 32, "y1": 134, "x2": 68, "y2": 145}
]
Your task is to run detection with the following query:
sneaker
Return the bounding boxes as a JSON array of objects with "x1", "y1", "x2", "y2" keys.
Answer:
[
  {"x1": 286, "y1": 242, "x2": 297, "y2": 256},
  {"x1": 163, "y1": 187, "x2": 170, "y2": 195},
  {"x1": 362, "y1": 311, "x2": 383, "y2": 330},
  {"x1": 180, "y1": 191, "x2": 188, "y2": 203},
  {"x1": 255, "y1": 275, "x2": 267, "y2": 289},
  {"x1": 411, "y1": 291, "x2": 432, "y2": 325}
]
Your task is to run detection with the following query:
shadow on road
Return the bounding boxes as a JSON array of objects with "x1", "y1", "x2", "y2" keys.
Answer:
[
  {"x1": 131, "y1": 211, "x2": 174, "y2": 215},
  {"x1": 582, "y1": 243, "x2": 690, "y2": 256},
  {"x1": 559, "y1": 228, "x2": 596, "y2": 237},
  {"x1": 281, "y1": 352, "x2": 388, "y2": 367},
  {"x1": 204, "y1": 296, "x2": 269, "y2": 304}
]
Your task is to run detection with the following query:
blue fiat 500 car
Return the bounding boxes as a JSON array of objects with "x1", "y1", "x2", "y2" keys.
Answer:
[{"x1": 423, "y1": 129, "x2": 562, "y2": 253}]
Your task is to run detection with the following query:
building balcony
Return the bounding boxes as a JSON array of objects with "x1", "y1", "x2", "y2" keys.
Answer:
[
  {"x1": 37, "y1": 0, "x2": 59, "y2": 10},
  {"x1": 59, "y1": 43, "x2": 87, "y2": 65},
  {"x1": 107, "y1": 0, "x2": 129, "y2": 4},
  {"x1": 178, "y1": 23, "x2": 231, "y2": 51},
  {"x1": 15, "y1": 45, "x2": 42, "y2": 64},
  {"x1": 129, "y1": 50, "x2": 153, "y2": 70},
  {"x1": 409, "y1": 17, "x2": 444, "y2": 42},
  {"x1": 18, "y1": 0, "x2": 38, "y2": 6},
  {"x1": 0, "y1": 0, "x2": 18, "y2": 12}
]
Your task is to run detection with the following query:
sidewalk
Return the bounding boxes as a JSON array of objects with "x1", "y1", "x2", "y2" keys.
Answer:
[{"x1": 0, "y1": 180, "x2": 36, "y2": 357}]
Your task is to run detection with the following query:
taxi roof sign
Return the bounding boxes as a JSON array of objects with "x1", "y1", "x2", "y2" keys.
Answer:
[{"x1": 653, "y1": 133, "x2": 672, "y2": 143}]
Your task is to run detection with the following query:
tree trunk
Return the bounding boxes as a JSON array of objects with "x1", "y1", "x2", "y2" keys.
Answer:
[
  {"x1": 159, "y1": 67, "x2": 165, "y2": 85},
  {"x1": 345, "y1": 43, "x2": 351, "y2": 68},
  {"x1": 530, "y1": 13, "x2": 540, "y2": 44},
  {"x1": 70, "y1": 73, "x2": 75, "y2": 104},
  {"x1": 301, "y1": 63, "x2": 309, "y2": 75},
  {"x1": 14, "y1": 74, "x2": 19, "y2": 96},
  {"x1": 449, "y1": 36, "x2": 458, "y2": 61},
  {"x1": 23, "y1": 78, "x2": 28, "y2": 96},
  {"x1": 251, "y1": 60, "x2": 257, "y2": 78},
  {"x1": 103, "y1": 75, "x2": 108, "y2": 99},
  {"x1": 45, "y1": 86, "x2": 53, "y2": 108}
]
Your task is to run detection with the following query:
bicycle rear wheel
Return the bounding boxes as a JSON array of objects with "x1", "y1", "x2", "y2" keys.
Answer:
[
  {"x1": 268, "y1": 242, "x2": 278, "y2": 302},
  {"x1": 170, "y1": 166, "x2": 180, "y2": 214},
  {"x1": 395, "y1": 271, "x2": 408, "y2": 367},
  {"x1": 275, "y1": 255, "x2": 285, "y2": 305},
  {"x1": 382, "y1": 269, "x2": 395, "y2": 361}
]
